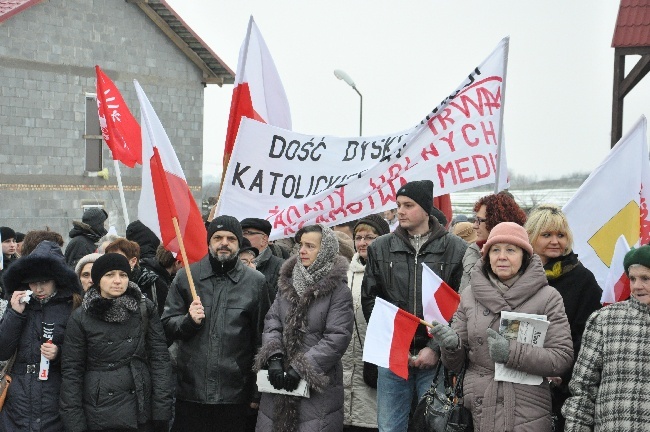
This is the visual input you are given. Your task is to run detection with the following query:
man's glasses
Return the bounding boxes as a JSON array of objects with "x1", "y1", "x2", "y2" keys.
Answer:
[
  {"x1": 243, "y1": 230, "x2": 265, "y2": 236},
  {"x1": 354, "y1": 235, "x2": 378, "y2": 242}
]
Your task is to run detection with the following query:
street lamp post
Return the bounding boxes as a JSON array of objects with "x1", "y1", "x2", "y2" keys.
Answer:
[{"x1": 334, "y1": 69, "x2": 362, "y2": 136}]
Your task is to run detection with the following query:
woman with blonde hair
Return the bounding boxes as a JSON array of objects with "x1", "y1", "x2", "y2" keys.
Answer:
[{"x1": 524, "y1": 204, "x2": 601, "y2": 431}]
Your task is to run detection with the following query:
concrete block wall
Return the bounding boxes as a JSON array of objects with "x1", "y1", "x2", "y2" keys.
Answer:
[{"x1": 0, "y1": 0, "x2": 207, "y2": 240}]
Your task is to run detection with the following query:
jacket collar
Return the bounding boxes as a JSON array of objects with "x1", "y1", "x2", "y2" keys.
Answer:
[{"x1": 197, "y1": 254, "x2": 245, "y2": 283}]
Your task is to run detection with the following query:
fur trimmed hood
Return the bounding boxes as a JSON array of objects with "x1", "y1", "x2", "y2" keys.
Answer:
[{"x1": 2, "y1": 240, "x2": 83, "y2": 298}]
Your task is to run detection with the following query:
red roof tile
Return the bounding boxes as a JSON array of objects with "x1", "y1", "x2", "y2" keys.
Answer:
[
  {"x1": 613, "y1": 0, "x2": 650, "y2": 47},
  {"x1": 0, "y1": 0, "x2": 41, "y2": 24}
]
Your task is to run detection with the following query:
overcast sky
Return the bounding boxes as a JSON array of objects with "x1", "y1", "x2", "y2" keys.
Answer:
[{"x1": 166, "y1": 0, "x2": 648, "y2": 181}]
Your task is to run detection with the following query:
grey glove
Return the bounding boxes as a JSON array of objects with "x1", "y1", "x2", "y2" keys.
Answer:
[
  {"x1": 486, "y1": 328, "x2": 510, "y2": 363},
  {"x1": 430, "y1": 323, "x2": 460, "y2": 349}
]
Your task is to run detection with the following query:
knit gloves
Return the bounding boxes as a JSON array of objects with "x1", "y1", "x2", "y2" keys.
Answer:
[
  {"x1": 486, "y1": 328, "x2": 510, "y2": 363},
  {"x1": 430, "y1": 323, "x2": 460, "y2": 350}
]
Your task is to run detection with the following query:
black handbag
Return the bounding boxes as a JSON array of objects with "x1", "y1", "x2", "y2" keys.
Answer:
[{"x1": 411, "y1": 361, "x2": 473, "y2": 432}]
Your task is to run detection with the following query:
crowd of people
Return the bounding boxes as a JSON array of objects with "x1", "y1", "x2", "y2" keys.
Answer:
[{"x1": 0, "y1": 180, "x2": 648, "y2": 432}]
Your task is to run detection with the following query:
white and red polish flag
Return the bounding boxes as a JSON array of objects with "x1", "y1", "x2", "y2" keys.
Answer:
[
  {"x1": 363, "y1": 298, "x2": 421, "y2": 380},
  {"x1": 421, "y1": 264, "x2": 460, "y2": 325},
  {"x1": 134, "y1": 80, "x2": 207, "y2": 264},
  {"x1": 602, "y1": 235, "x2": 631, "y2": 305},
  {"x1": 222, "y1": 16, "x2": 291, "y2": 176},
  {"x1": 95, "y1": 65, "x2": 142, "y2": 168}
]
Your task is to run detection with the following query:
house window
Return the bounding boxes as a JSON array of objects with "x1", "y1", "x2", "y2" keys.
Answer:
[{"x1": 84, "y1": 94, "x2": 103, "y2": 172}]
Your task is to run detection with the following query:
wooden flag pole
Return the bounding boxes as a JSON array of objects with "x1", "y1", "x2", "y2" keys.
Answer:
[
  {"x1": 172, "y1": 216, "x2": 198, "y2": 301},
  {"x1": 419, "y1": 319, "x2": 435, "y2": 329}
]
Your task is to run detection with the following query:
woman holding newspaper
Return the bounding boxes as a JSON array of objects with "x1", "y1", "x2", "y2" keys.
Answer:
[
  {"x1": 430, "y1": 222, "x2": 574, "y2": 431},
  {"x1": 254, "y1": 224, "x2": 353, "y2": 431}
]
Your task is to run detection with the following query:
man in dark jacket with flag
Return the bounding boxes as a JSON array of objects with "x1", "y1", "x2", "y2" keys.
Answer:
[
  {"x1": 162, "y1": 215, "x2": 270, "y2": 432},
  {"x1": 361, "y1": 180, "x2": 467, "y2": 432}
]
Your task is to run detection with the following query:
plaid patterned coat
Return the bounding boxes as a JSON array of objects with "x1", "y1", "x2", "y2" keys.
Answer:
[{"x1": 562, "y1": 297, "x2": 650, "y2": 431}]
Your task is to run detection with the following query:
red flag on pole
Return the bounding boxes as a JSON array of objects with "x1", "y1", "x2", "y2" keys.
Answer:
[
  {"x1": 95, "y1": 65, "x2": 142, "y2": 167},
  {"x1": 134, "y1": 80, "x2": 207, "y2": 265},
  {"x1": 222, "y1": 16, "x2": 291, "y2": 177}
]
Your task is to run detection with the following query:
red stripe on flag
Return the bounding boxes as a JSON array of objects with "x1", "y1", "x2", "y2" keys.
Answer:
[
  {"x1": 614, "y1": 273, "x2": 631, "y2": 302},
  {"x1": 223, "y1": 83, "x2": 265, "y2": 162},
  {"x1": 150, "y1": 148, "x2": 207, "y2": 263},
  {"x1": 433, "y1": 282, "x2": 460, "y2": 322},
  {"x1": 388, "y1": 309, "x2": 420, "y2": 380}
]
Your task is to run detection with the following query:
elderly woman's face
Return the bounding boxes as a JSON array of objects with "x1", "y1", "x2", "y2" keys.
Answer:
[
  {"x1": 299, "y1": 232, "x2": 322, "y2": 268},
  {"x1": 489, "y1": 243, "x2": 523, "y2": 282},
  {"x1": 79, "y1": 263, "x2": 94, "y2": 292},
  {"x1": 99, "y1": 270, "x2": 129, "y2": 299},
  {"x1": 533, "y1": 230, "x2": 568, "y2": 265},
  {"x1": 629, "y1": 265, "x2": 650, "y2": 305}
]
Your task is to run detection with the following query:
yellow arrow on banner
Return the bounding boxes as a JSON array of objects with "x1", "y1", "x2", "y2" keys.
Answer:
[{"x1": 588, "y1": 200, "x2": 639, "y2": 267}]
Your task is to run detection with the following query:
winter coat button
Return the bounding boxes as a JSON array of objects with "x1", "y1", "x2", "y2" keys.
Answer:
[
  {"x1": 127, "y1": 338, "x2": 133, "y2": 343},
  {"x1": 108, "y1": 392, "x2": 114, "y2": 396},
  {"x1": 475, "y1": 397, "x2": 483, "y2": 405},
  {"x1": 107, "y1": 341, "x2": 113, "y2": 345},
  {"x1": 131, "y1": 390, "x2": 135, "y2": 394},
  {"x1": 483, "y1": 308, "x2": 490, "y2": 316},
  {"x1": 108, "y1": 363, "x2": 114, "y2": 367},
  {"x1": 477, "y1": 337, "x2": 483, "y2": 345}
]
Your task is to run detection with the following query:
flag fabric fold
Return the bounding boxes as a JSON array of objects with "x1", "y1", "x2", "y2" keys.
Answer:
[
  {"x1": 134, "y1": 80, "x2": 207, "y2": 264},
  {"x1": 363, "y1": 298, "x2": 421, "y2": 380},
  {"x1": 564, "y1": 116, "x2": 650, "y2": 288},
  {"x1": 421, "y1": 263, "x2": 460, "y2": 325},
  {"x1": 222, "y1": 16, "x2": 291, "y2": 176},
  {"x1": 95, "y1": 65, "x2": 142, "y2": 167},
  {"x1": 602, "y1": 235, "x2": 631, "y2": 305}
]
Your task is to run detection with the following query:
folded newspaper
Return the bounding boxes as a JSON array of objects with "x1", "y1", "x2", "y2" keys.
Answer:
[
  {"x1": 494, "y1": 311, "x2": 549, "y2": 385},
  {"x1": 256, "y1": 370, "x2": 310, "y2": 397}
]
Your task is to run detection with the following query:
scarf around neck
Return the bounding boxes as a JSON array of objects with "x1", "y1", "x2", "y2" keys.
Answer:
[{"x1": 292, "y1": 225, "x2": 339, "y2": 296}]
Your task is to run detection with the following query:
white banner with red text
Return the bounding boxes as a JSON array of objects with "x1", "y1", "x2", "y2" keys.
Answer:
[{"x1": 216, "y1": 37, "x2": 509, "y2": 239}]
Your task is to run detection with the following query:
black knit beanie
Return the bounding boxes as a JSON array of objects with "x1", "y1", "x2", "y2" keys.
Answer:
[
  {"x1": 82, "y1": 208, "x2": 108, "y2": 227},
  {"x1": 207, "y1": 215, "x2": 243, "y2": 247},
  {"x1": 0, "y1": 226, "x2": 16, "y2": 241},
  {"x1": 354, "y1": 214, "x2": 390, "y2": 236},
  {"x1": 91, "y1": 253, "x2": 132, "y2": 284},
  {"x1": 396, "y1": 180, "x2": 434, "y2": 215}
]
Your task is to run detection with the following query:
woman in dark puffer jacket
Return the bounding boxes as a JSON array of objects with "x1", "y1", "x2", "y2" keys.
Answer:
[
  {"x1": 0, "y1": 240, "x2": 83, "y2": 432},
  {"x1": 60, "y1": 253, "x2": 173, "y2": 432}
]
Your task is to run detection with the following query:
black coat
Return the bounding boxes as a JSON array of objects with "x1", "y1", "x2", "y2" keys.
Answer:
[
  {"x1": 64, "y1": 221, "x2": 102, "y2": 267},
  {"x1": 255, "y1": 249, "x2": 284, "y2": 303},
  {"x1": 361, "y1": 216, "x2": 467, "y2": 350},
  {"x1": 162, "y1": 255, "x2": 270, "y2": 405},
  {"x1": 0, "y1": 241, "x2": 83, "y2": 432},
  {"x1": 544, "y1": 253, "x2": 602, "y2": 429},
  {"x1": 60, "y1": 283, "x2": 173, "y2": 432}
]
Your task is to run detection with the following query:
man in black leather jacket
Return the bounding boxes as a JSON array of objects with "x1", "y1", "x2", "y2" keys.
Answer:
[
  {"x1": 361, "y1": 180, "x2": 467, "y2": 431},
  {"x1": 162, "y1": 215, "x2": 270, "y2": 432}
]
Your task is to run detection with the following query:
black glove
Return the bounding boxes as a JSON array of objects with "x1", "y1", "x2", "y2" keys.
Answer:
[
  {"x1": 152, "y1": 420, "x2": 169, "y2": 432},
  {"x1": 267, "y1": 356, "x2": 285, "y2": 390},
  {"x1": 284, "y1": 366, "x2": 301, "y2": 392}
]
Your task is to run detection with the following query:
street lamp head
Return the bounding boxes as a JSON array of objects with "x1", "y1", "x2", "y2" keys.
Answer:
[{"x1": 334, "y1": 69, "x2": 356, "y2": 88}]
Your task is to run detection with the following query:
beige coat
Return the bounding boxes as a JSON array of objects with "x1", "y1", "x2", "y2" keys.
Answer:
[
  {"x1": 342, "y1": 253, "x2": 377, "y2": 428},
  {"x1": 441, "y1": 255, "x2": 573, "y2": 432}
]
